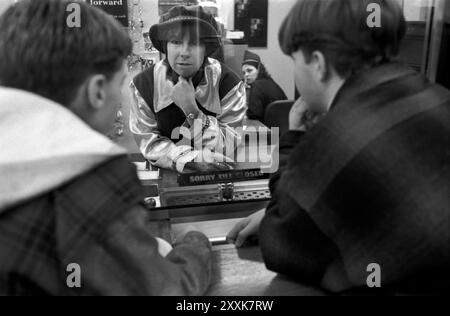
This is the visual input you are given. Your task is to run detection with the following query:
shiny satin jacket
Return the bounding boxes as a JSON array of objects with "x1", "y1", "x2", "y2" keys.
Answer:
[{"x1": 130, "y1": 58, "x2": 247, "y2": 170}]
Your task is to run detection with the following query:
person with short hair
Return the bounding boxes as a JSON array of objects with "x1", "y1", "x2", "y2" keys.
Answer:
[
  {"x1": 0, "y1": 0, "x2": 212, "y2": 296},
  {"x1": 242, "y1": 50, "x2": 287, "y2": 124},
  {"x1": 228, "y1": 0, "x2": 450, "y2": 294},
  {"x1": 130, "y1": 6, "x2": 247, "y2": 173}
]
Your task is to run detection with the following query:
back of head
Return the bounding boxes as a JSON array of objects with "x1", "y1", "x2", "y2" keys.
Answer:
[
  {"x1": 0, "y1": 0, "x2": 132, "y2": 106},
  {"x1": 279, "y1": 0, "x2": 406, "y2": 77}
]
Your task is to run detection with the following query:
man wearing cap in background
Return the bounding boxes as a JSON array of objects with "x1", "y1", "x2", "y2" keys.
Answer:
[
  {"x1": 242, "y1": 50, "x2": 287, "y2": 124},
  {"x1": 0, "y1": 0, "x2": 212, "y2": 296},
  {"x1": 130, "y1": 5, "x2": 247, "y2": 173}
]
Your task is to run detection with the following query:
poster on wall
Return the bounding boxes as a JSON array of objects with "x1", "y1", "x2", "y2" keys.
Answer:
[
  {"x1": 234, "y1": 0, "x2": 268, "y2": 48},
  {"x1": 88, "y1": 0, "x2": 129, "y2": 27},
  {"x1": 158, "y1": 0, "x2": 198, "y2": 16}
]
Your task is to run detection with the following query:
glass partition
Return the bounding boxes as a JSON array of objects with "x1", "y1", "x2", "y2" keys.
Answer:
[{"x1": 105, "y1": 0, "x2": 443, "y2": 212}]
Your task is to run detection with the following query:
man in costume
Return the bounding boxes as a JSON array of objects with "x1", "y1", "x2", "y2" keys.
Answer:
[{"x1": 130, "y1": 6, "x2": 247, "y2": 172}]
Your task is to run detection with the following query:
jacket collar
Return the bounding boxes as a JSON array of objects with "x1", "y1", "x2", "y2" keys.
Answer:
[
  {"x1": 330, "y1": 62, "x2": 416, "y2": 111},
  {"x1": 153, "y1": 58, "x2": 222, "y2": 115}
]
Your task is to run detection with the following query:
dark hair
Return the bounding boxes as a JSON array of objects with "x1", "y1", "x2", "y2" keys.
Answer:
[
  {"x1": 0, "y1": 0, "x2": 132, "y2": 105},
  {"x1": 279, "y1": 0, "x2": 406, "y2": 77},
  {"x1": 162, "y1": 22, "x2": 219, "y2": 57},
  {"x1": 257, "y1": 63, "x2": 273, "y2": 81}
]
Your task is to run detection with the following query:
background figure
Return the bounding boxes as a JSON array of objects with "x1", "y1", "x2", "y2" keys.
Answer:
[{"x1": 242, "y1": 50, "x2": 287, "y2": 124}]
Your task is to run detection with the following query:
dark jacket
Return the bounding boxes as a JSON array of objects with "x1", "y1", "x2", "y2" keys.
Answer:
[
  {"x1": 247, "y1": 78, "x2": 287, "y2": 124},
  {"x1": 259, "y1": 63, "x2": 450, "y2": 294},
  {"x1": 0, "y1": 156, "x2": 212, "y2": 296}
]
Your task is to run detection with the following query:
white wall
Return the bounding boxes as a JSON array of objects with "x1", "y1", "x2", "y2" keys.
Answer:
[
  {"x1": 403, "y1": 0, "x2": 432, "y2": 21},
  {"x1": 140, "y1": 0, "x2": 159, "y2": 31},
  {"x1": 213, "y1": 0, "x2": 296, "y2": 99},
  {"x1": 245, "y1": 0, "x2": 296, "y2": 99},
  {"x1": 0, "y1": 0, "x2": 14, "y2": 15}
]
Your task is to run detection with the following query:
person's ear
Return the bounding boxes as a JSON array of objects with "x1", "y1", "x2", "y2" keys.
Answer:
[
  {"x1": 86, "y1": 74, "x2": 107, "y2": 111},
  {"x1": 310, "y1": 51, "x2": 328, "y2": 82}
]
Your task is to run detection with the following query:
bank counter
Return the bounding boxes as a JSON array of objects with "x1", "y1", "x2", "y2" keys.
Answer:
[{"x1": 123, "y1": 120, "x2": 326, "y2": 296}]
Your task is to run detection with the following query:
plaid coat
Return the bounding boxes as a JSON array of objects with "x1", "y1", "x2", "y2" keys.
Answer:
[
  {"x1": 260, "y1": 63, "x2": 450, "y2": 294},
  {"x1": 0, "y1": 156, "x2": 212, "y2": 296}
]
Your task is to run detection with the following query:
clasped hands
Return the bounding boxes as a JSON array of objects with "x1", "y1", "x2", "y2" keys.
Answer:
[{"x1": 171, "y1": 77, "x2": 234, "y2": 172}]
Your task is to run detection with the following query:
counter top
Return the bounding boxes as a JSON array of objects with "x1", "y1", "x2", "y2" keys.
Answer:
[
  {"x1": 208, "y1": 245, "x2": 327, "y2": 296},
  {"x1": 148, "y1": 219, "x2": 327, "y2": 296}
]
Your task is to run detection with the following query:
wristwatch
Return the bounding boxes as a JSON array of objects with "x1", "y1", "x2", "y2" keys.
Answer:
[
  {"x1": 186, "y1": 112, "x2": 198, "y2": 125},
  {"x1": 186, "y1": 111, "x2": 210, "y2": 132}
]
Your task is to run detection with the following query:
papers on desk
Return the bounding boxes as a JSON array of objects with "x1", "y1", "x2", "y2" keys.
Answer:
[
  {"x1": 155, "y1": 237, "x2": 172, "y2": 257},
  {"x1": 209, "y1": 236, "x2": 228, "y2": 246},
  {"x1": 133, "y1": 161, "x2": 147, "y2": 171},
  {"x1": 137, "y1": 170, "x2": 160, "y2": 180},
  {"x1": 226, "y1": 31, "x2": 244, "y2": 40},
  {"x1": 133, "y1": 162, "x2": 160, "y2": 180}
]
